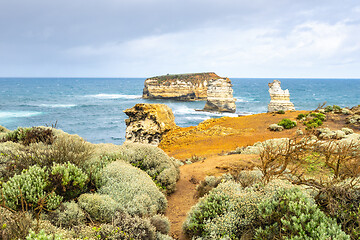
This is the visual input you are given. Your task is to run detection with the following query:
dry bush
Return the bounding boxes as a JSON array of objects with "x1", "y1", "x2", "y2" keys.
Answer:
[
  {"x1": 257, "y1": 137, "x2": 311, "y2": 183},
  {"x1": 0, "y1": 207, "x2": 32, "y2": 240}
]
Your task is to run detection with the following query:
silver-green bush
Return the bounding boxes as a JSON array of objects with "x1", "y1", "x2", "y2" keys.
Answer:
[
  {"x1": 78, "y1": 193, "x2": 119, "y2": 222},
  {"x1": 98, "y1": 160, "x2": 167, "y2": 217},
  {"x1": 98, "y1": 212, "x2": 157, "y2": 240},
  {"x1": 50, "y1": 201, "x2": 86, "y2": 228},
  {"x1": 120, "y1": 143, "x2": 180, "y2": 193},
  {"x1": 183, "y1": 179, "x2": 295, "y2": 239}
]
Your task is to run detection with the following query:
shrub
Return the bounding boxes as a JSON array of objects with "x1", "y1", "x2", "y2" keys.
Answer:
[
  {"x1": 277, "y1": 110, "x2": 285, "y2": 114},
  {"x1": 98, "y1": 160, "x2": 167, "y2": 217},
  {"x1": 49, "y1": 201, "x2": 86, "y2": 228},
  {"x1": 1, "y1": 165, "x2": 63, "y2": 211},
  {"x1": 255, "y1": 187, "x2": 349, "y2": 240},
  {"x1": 296, "y1": 113, "x2": 307, "y2": 120},
  {"x1": 325, "y1": 105, "x2": 333, "y2": 112},
  {"x1": 48, "y1": 133, "x2": 94, "y2": 168},
  {"x1": 97, "y1": 212, "x2": 157, "y2": 240},
  {"x1": 50, "y1": 162, "x2": 89, "y2": 200},
  {"x1": 268, "y1": 124, "x2": 283, "y2": 131},
  {"x1": 150, "y1": 214, "x2": 170, "y2": 235},
  {"x1": 0, "y1": 125, "x2": 9, "y2": 133},
  {"x1": 0, "y1": 207, "x2": 32, "y2": 240},
  {"x1": 195, "y1": 174, "x2": 234, "y2": 198},
  {"x1": 78, "y1": 193, "x2": 119, "y2": 223},
  {"x1": 117, "y1": 143, "x2": 180, "y2": 194},
  {"x1": 278, "y1": 118, "x2": 296, "y2": 129},
  {"x1": 1, "y1": 127, "x2": 54, "y2": 146},
  {"x1": 26, "y1": 229, "x2": 63, "y2": 240},
  {"x1": 315, "y1": 185, "x2": 360, "y2": 239}
]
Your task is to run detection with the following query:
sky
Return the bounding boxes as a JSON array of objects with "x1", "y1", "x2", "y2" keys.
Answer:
[{"x1": 0, "y1": 0, "x2": 359, "y2": 78}]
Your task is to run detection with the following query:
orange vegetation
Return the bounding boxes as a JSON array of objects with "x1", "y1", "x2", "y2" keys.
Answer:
[{"x1": 160, "y1": 111, "x2": 308, "y2": 159}]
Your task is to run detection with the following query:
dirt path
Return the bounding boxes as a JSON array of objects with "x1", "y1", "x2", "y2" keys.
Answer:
[{"x1": 165, "y1": 154, "x2": 259, "y2": 239}]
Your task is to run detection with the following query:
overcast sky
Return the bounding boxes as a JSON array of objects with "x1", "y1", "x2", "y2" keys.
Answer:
[{"x1": 0, "y1": 0, "x2": 359, "y2": 78}]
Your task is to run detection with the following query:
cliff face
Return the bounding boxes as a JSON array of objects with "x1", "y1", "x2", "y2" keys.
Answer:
[
  {"x1": 123, "y1": 103, "x2": 177, "y2": 146},
  {"x1": 268, "y1": 80, "x2": 295, "y2": 112},
  {"x1": 203, "y1": 78, "x2": 236, "y2": 113},
  {"x1": 142, "y1": 72, "x2": 221, "y2": 101}
]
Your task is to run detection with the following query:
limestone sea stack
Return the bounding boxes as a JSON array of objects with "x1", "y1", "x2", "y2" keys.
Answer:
[
  {"x1": 268, "y1": 80, "x2": 295, "y2": 112},
  {"x1": 142, "y1": 72, "x2": 221, "y2": 101},
  {"x1": 203, "y1": 78, "x2": 236, "y2": 113},
  {"x1": 123, "y1": 103, "x2": 177, "y2": 146}
]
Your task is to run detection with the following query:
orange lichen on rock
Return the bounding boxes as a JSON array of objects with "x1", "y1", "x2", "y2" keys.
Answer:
[{"x1": 160, "y1": 111, "x2": 307, "y2": 159}]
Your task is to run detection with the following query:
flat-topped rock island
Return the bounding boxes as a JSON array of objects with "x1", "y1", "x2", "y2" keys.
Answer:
[{"x1": 143, "y1": 72, "x2": 236, "y2": 113}]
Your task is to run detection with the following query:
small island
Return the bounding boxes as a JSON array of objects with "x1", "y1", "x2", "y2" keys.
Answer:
[{"x1": 143, "y1": 72, "x2": 236, "y2": 113}]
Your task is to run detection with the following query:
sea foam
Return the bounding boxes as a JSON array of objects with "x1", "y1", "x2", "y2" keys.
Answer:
[
  {"x1": 86, "y1": 94, "x2": 142, "y2": 99},
  {"x1": 0, "y1": 111, "x2": 42, "y2": 119}
]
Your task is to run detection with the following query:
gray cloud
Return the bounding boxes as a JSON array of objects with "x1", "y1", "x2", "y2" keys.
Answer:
[{"x1": 0, "y1": 0, "x2": 359, "y2": 77}]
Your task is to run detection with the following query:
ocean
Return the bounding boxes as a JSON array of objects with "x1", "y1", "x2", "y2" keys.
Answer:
[{"x1": 0, "y1": 78, "x2": 359, "y2": 144}]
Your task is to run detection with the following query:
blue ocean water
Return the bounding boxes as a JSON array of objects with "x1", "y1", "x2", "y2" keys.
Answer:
[{"x1": 0, "y1": 78, "x2": 359, "y2": 144}]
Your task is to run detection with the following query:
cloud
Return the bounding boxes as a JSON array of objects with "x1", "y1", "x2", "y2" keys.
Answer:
[{"x1": 0, "y1": 0, "x2": 359, "y2": 77}]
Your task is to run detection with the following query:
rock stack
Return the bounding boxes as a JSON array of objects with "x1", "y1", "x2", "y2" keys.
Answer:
[
  {"x1": 268, "y1": 80, "x2": 295, "y2": 112},
  {"x1": 123, "y1": 103, "x2": 177, "y2": 146},
  {"x1": 203, "y1": 78, "x2": 236, "y2": 113}
]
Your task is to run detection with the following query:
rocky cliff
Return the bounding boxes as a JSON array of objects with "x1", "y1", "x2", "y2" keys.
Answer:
[
  {"x1": 203, "y1": 78, "x2": 236, "y2": 113},
  {"x1": 268, "y1": 80, "x2": 295, "y2": 112},
  {"x1": 142, "y1": 72, "x2": 222, "y2": 101},
  {"x1": 123, "y1": 103, "x2": 177, "y2": 145}
]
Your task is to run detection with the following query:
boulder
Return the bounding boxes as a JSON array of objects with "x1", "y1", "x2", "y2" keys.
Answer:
[
  {"x1": 267, "y1": 80, "x2": 295, "y2": 112},
  {"x1": 202, "y1": 78, "x2": 236, "y2": 113},
  {"x1": 123, "y1": 104, "x2": 177, "y2": 146}
]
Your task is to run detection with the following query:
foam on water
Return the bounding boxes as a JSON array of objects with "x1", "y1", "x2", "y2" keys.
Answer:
[
  {"x1": 86, "y1": 94, "x2": 142, "y2": 99},
  {"x1": 39, "y1": 104, "x2": 77, "y2": 108},
  {"x1": 0, "y1": 111, "x2": 42, "y2": 119}
]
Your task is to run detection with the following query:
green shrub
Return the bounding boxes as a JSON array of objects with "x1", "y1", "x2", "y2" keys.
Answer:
[
  {"x1": 78, "y1": 193, "x2": 119, "y2": 223},
  {"x1": 277, "y1": 110, "x2": 285, "y2": 114},
  {"x1": 1, "y1": 127, "x2": 54, "y2": 146},
  {"x1": 296, "y1": 113, "x2": 307, "y2": 120},
  {"x1": 333, "y1": 105, "x2": 342, "y2": 111},
  {"x1": 50, "y1": 201, "x2": 86, "y2": 228},
  {"x1": 1, "y1": 165, "x2": 63, "y2": 211},
  {"x1": 26, "y1": 229, "x2": 63, "y2": 240},
  {"x1": 278, "y1": 118, "x2": 297, "y2": 129},
  {"x1": 255, "y1": 187, "x2": 349, "y2": 240},
  {"x1": 98, "y1": 160, "x2": 167, "y2": 217},
  {"x1": 325, "y1": 105, "x2": 333, "y2": 112},
  {"x1": 50, "y1": 162, "x2": 89, "y2": 200},
  {"x1": 310, "y1": 112, "x2": 326, "y2": 121}
]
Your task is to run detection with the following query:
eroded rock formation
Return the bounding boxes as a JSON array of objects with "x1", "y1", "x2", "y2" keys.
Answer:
[
  {"x1": 203, "y1": 78, "x2": 236, "y2": 113},
  {"x1": 268, "y1": 80, "x2": 295, "y2": 112},
  {"x1": 124, "y1": 103, "x2": 177, "y2": 146},
  {"x1": 142, "y1": 72, "x2": 221, "y2": 101}
]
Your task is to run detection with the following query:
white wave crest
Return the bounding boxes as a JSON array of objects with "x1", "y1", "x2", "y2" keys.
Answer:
[
  {"x1": 87, "y1": 94, "x2": 142, "y2": 99},
  {"x1": 39, "y1": 104, "x2": 76, "y2": 108},
  {"x1": 0, "y1": 111, "x2": 42, "y2": 119}
]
